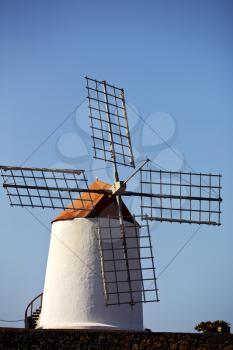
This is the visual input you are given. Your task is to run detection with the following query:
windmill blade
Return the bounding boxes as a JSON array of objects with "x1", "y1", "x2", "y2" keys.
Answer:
[
  {"x1": 86, "y1": 76, "x2": 135, "y2": 168},
  {"x1": 96, "y1": 216, "x2": 159, "y2": 306},
  {"x1": 0, "y1": 165, "x2": 93, "y2": 211},
  {"x1": 139, "y1": 168, "x2": 222, "y2": 226}
]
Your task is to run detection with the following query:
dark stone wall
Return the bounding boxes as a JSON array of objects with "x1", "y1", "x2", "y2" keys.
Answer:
[{"x1": 0, "y1": 328, "x2": 233, "y2": 350}]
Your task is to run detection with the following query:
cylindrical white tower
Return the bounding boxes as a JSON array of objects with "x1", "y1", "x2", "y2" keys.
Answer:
[{"x1": 38, "y1": 180, "x2": 143, "y2": 330}]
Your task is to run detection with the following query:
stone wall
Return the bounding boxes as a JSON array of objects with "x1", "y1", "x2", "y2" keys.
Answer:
[{"x1": 0, "y1": 328, "x2": 233, "y2": 350}]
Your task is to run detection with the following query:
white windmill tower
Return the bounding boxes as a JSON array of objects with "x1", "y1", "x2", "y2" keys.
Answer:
[
  {"x1": 39, "y1": 179, "x2": 149, "y2": 330},
  {"x1": 0, "y1": 77, "x2": 222, "y2": 330}
]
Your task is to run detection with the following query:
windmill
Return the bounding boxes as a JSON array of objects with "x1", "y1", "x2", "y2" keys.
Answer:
[{"x1": 0, "y1": 77, "x2": 222, "y2": 330}]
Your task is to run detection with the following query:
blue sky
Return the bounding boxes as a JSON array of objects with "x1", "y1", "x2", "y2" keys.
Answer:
[{"x1": 0, "y1": 0, "x2": 232, "y2": 332}]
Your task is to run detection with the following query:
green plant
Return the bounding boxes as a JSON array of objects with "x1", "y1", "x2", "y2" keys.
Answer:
[{"x1": 195, "y1": 320, "x2": 231, "y2": 334}]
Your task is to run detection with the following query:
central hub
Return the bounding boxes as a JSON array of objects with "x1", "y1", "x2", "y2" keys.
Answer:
[{"x1": 111, "y1": 181, "x2": 126, "y2": 195}]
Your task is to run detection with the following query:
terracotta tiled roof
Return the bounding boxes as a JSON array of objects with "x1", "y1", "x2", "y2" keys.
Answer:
[{"x1": 52, "y1": 180, "x2": 134, "y2": 223}]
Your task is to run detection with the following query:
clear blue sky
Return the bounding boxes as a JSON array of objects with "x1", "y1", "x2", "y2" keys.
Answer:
[{"x1": 0, "y1": 0, "x2": 232, "y2": 332}]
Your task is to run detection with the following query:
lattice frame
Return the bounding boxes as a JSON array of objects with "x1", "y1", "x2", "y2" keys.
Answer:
[
  {"x1": 140, "y1": 169, "x2": 222, "y2": 225},
  {"x1": 86, "y1": 76, "x2": 135, "y2": 168},
  {"x1": 96, "y1": 216, "x2": 159, "y2": 306},
  {"x1": 0, "y1": 166, "x2": 93, "y2": 210}
]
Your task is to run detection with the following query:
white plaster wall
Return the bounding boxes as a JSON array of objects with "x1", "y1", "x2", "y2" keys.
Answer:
[{"x1": 39, "y1": 218, "x2": 143, "y2": 330}]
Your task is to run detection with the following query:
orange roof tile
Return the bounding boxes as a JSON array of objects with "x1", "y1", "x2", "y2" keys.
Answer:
[{"x1": 52, "y1": 180, "x2": 134, "y2": 223}]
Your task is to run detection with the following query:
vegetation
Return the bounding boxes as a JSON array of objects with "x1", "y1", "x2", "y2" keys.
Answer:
[{"x1": 195, "y1": 320, "x2": 231, "y2": 334}]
